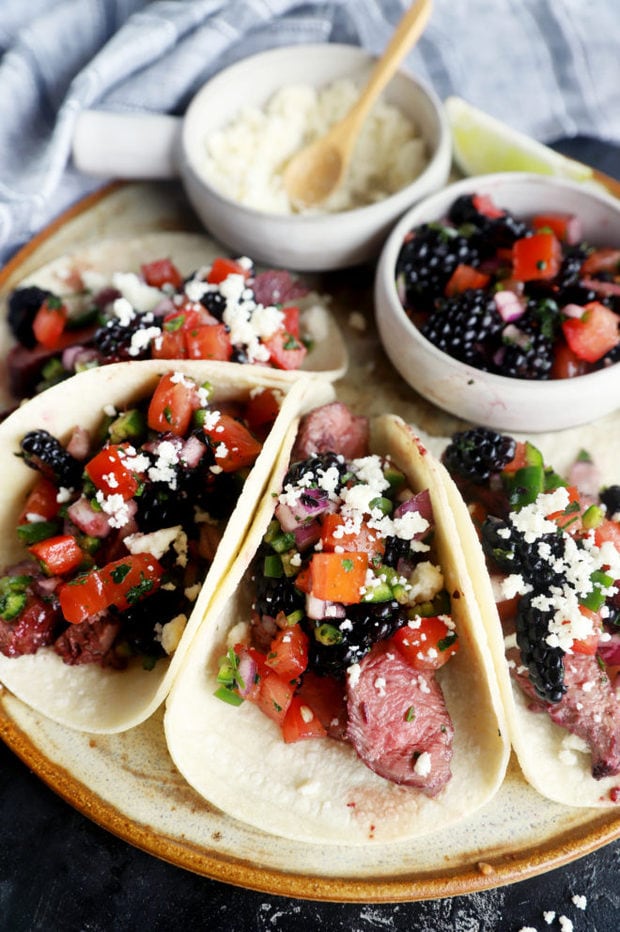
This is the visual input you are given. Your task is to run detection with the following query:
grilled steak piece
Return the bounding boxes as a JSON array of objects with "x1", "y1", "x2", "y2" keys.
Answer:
[
  {"x1": 511, "y1": 650, "x2": 620, "y2": 778},
  {"x1": 291, "y1": 402, "x2": 369, "y2": 462},
  {"x1": 346, "y1": 642, "x2": 454, "y2": 794}
]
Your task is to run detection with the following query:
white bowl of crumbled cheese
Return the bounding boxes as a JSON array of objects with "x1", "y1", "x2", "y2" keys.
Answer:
[{"x1": 179, "y1": 44, "x2": 451, "y2": 271}]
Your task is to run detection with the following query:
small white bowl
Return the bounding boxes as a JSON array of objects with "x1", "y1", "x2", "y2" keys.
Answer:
[
  {"x1": 375, "y1": 172, "x2": 620, "y2": 433},
  {"x1": 179, "y1": 44, "x2": 451, "y2": 271}
]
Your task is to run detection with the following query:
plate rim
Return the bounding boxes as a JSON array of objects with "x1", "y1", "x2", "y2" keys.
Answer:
[{"x1": 1, "y1": 178, "x2": 620, "y2": 903}]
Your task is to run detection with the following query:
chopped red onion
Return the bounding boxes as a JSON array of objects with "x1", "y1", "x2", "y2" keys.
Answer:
[
  {"x1": 494, "y1": 290, "x2": 525, "y2": 322},
  {"x1": 305, "y1": 594, "x2": 346, "y2": 621}
]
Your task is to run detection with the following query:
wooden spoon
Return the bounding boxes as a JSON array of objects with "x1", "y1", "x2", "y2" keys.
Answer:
[{"x1": 283, "y1": 0, "x2": 433, "y2": 210}]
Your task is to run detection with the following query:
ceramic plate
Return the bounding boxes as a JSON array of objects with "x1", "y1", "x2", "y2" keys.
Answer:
[{"x1": 1, "y1": 181, "x2": 619, "y2": 902}]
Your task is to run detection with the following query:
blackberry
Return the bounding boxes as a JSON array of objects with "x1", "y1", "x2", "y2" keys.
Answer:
[
  {"x1": 383, "y1": 535, "x2": 414, "y2": 569},
  {"x1": 481, "y1": 516, "x2": 566, "y2": 588},
  {"x1": 447, "y1": 195, "x2": 529, "y2": 247},
  {"x1": 305, "y1": 600, "x2": 408, "y2": 679},
  {"x1": 117, "y1": 586, "x2": 182, "y2": 660},
  {"x1": 396, "y1": 224, "x2": 483, "y2": 314},
  {"x1": 442, "y1": 428, "x2": 516, "y2": 483},
  {"x1": 495, "y1": 312, "x2": 555, "y2": 380},
  {"x1": 283, "y1": 452, "x2": 349, "y2": 492},
  {"x1": 93, "y1": 315, "x2": 153, "y2": 361},
  {"x1": 20, "y1": 430, "x2": 82, "y2": 488},
  {"x1": 515, "y1": 592, "x2": 566, "y2": 703},
  {"x1": 200, "y1": 290, "x2": 227, "y2": 320},
  {"x1": 601, "y1": 484, "x2": 620, "y2": 517},
  {"x1": 253, "y1": 557, "x2": 305, "y2": 619},
  {"x1": 554, "y1": 244, "x2": 589, "y2": 291},
  {"x1": 421, "y1": 289, "x2": 504, "y2": 369},
  {"x1": 8, "y1": 286, "x2": 53, "y2": 348}
]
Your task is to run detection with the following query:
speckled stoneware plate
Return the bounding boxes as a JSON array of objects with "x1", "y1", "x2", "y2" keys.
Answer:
[{"x1": 1, "y1": 182, "x2": 619, "y2": 903}]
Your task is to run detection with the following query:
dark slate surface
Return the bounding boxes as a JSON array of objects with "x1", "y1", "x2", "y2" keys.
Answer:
[{"x1": 1, "y1": 137, "x2": 619, "y2": 932}]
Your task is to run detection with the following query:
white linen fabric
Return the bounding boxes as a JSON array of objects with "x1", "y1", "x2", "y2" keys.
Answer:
[{"x1": 0, "y1": 0, "x2": 618, "y2": 263}]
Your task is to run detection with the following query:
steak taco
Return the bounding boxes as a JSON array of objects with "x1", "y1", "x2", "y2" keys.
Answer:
[
  {"x1": 164, "y1": 404, "x2": 509, "y2": 844},
  {"x1": 0, "y1": 359, "x2": 333, "y2": 733},
  {"x1": 442, "y1": 426, "x2": 620, "y2": 807},
  {"x1": 0, "y1": 231, "x2": 347, "y2": 413}
]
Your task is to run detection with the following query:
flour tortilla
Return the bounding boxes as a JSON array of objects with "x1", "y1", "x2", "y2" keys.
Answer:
[
  {"x1": 442, "y1": 413, "x2": 620, "y2": 807},
  {"x1": 0, "y1": 359, "x2": 335, "y2": 733},
  {"x1": 0, "y1": 231, "x2": 348, "y2": 411},
  {"x1": 164, "y1": 414, "x2": 510, "y2": 845}
]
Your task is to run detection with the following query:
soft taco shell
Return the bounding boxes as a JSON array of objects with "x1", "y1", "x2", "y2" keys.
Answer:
[
  {"x1": 442, "y1": 425, "x2": 620, "y2": 808},
  {"x1": 0, "y1": 231, "x2": 348, "y2": 411},
  {"x1": 0, "y1": 359, "x2": 334, "y2": 733},
  {"x1": 163, "y1": 414, "x2": 510, "y2": 845}
]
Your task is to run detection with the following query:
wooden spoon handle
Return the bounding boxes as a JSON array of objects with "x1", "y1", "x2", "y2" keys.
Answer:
[{"x1": 341, "y1": 0, "x2": 432, "y2": 140}]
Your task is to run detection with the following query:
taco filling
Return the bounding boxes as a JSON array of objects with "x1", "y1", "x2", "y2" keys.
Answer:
[
  {"x1": 5, "y1": 254, "x2": 315, "y2": 405},
  {"x1": 443, "y1": 428, "x2": 620, "y2": 786},
  {"x1": 0, "y1": 370, "x2": 276, "y2": 670},
  {"x1": 215, "y1": 403, "x2": 461, "y2": 794}
]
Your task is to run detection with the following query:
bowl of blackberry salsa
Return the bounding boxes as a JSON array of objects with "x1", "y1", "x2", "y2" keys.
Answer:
[{"x1": 374, "y1": 173, "x2": 620, "y2": 432}]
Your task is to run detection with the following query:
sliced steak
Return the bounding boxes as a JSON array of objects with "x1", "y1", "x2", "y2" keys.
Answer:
[
  {"x1": 292, "y1": 402, "x2": 369, "y2": 462},
  {"x1": 54, "y1": 617, "x2": 120, "y2": 667},
  {"x1": 0, "y1": 594, "x2": 59, "y2": 657},
  {"x1": 346, "y1": 642, "x2": 454, "y2": 794},
  {"x1": 511, "y1": 650, "x2": 620, "y2": 778}
]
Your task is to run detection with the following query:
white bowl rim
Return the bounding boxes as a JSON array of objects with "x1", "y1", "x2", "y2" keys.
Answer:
[
  {"x1": 377, "y1": 171, "x2": 620, "y2": 397},
  {"x1": 180, "y1": 42, "x2": 452, "y2": 226}
]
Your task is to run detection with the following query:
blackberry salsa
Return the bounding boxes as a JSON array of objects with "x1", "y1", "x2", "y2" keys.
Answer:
[
  {"x1": 216, "y1": 406, "x2": 460, "y2": 792},
  {"x1": 443, "y1": 428, "x2": 620, "y2": 782},
  {"x1": 396, "y1": 192, "x2": 620, "y2": 379},
  {"x1": 5, "y1": 255, "x2": 312, "y2": 408},
  {"x1": 0, "y1": 371, "x2": 275, "y2": 669}
]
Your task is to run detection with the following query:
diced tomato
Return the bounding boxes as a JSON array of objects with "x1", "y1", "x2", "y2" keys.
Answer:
[
  {"x1": 295, "y1": 668, "x2": 347, "y2": 735},
  {"x1": 580, "y1": 248, "x2": 620, "y2": 277},
  {"x1": 18, "y1": 476, "x2": 60, "y2": 524},
  {"x1": 472, "y1": 193, "x2": 505, "y2": 219},
  {"x1": 281, "y1": 305, "x2": 301, "y2": 338},
  {"x1": 263, "y1": 328, "x2": 307, "y2": 370},
  {"x1": 320, "y1": 513, "x2": 385, "y2": 558},
  {"x1": 85, "y1": 444, "x2": 140, "y2": 499},
  {"x1": 140, "y1": 258, "x2": 184, "y2": 290},
  {"x1": 244, "y1": 388, "x2": 281, "y2": 437},
  {"x1": 151, "y1": 328, "x2": 187, "y2": 359},
  {"x1": 59, "y1": 553, "x2": 163, "y2": 624},
  {"x1": 98, "y1": 553, "x2": 163, "y2": 612},
  {"x1": 391, "y1": 616, "x2": 459, "y2": 670},
  {"x1": 207, "y1": 257, "x2": 249, "y2": 285},
  {"x1": 265, "y1": 623, "x2": 309, "y2": 680},
  {"x1": 147, "y1": 371, "x2": 200, "y2": 436},
  {"x1": 254, "y1": 669, "x2": 296, "y2": 726},
  {"x1": 293, "y1": 563, "x2": 313, "y2": 594},
  {"x1": 551, "y1": 339, "x2": 590, "y2": 379},
  {"x1": 184, "y1": 323, "x2": 233, "y2": 361},
  {"x1": 594, "y1": 518, "x2": 620, "y2": 552},
  {"x1": 163, "y1": 302, "x2": 217, "y2": 333},
  {"x1": 202, "y1": 413, "x2": 262, "y2": 472},
  {"x1": 501, "y1": 441, "x2": 529, "y2": 474},
  {"x1": 532, "y1": 212, "x2": 579, "y2": 243},
  {"x1": 512, "y1": 231, "x2": 562, "y2": 281},
  {"x1": 561, "y1": 301, "x2": 619, "y2": 363},
  {"x1": 570, "y1": 606, "x2": 601, "y2": 655},
  {"x1": 281, "y1": 694, "x2": 327, "y2": 743},
  {"x1": 309, "y1": 552, "x2": 368, "y2": 604},
  {"x1": 32, "y1": 296, "x2": 68, "y2": 349},
  {"x1": 444, "y1": 263, "x2": 491, "y2": 296},
  {"x1": 29, "y1": 534, "x2": 85, "y2": 576},
  {"x1": 546, "y1": 484, "x2": 582, "y2": 531}
]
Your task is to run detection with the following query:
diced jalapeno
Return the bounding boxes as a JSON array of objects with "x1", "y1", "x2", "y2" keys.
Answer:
[{"x1": 314, "y1": 623, "x2": 343, "y2": 646}]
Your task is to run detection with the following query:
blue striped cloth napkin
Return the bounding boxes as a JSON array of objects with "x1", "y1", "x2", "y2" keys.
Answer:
[{"x1": 1, "y1": 0, "x2": 618, "y2": 263}]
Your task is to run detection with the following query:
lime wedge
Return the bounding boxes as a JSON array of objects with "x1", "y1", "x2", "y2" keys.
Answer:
[{"x1": 445, "y1": 96, "x2": 594, "y2": 182}]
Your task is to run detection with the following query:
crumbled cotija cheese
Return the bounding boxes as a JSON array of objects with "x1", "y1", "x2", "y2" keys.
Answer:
[{"x1": 199, "y1": 79, "x2": 427, "y2": 214}]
